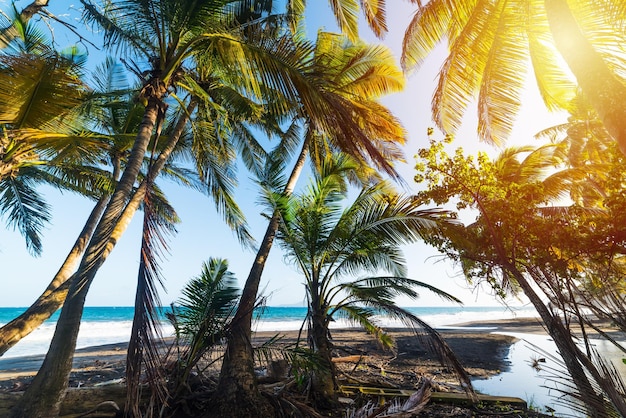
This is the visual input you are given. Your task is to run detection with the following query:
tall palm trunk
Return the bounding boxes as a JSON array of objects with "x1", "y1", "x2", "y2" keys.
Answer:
[
  {"x1": 10, "y1": 97, "x2": 165, "y2": 418},
  {"x1": 544, "y1": 0, "x2": 626, "y2": 155},
  {"x1": 308, "y1": 300, "x2": 336, "y2": 409},
  {"x1": 124, "y1": 102, "x2": 195, "y2": 418},
  {"x1": 215, "y1": 140, "x2": 310, "y2": 414}
]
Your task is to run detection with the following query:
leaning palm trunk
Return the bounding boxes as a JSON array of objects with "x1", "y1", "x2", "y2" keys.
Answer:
[
  {"x1": 474, "y1": 193, "x2": 608, "y2": 416},
  {"x1": 9, "y1": 96, "x2": 171, "y2": 418},
  {"x1": 215, "y1": 142, "x2": 309, "y2": 414},
  {"x1": 544, "y1": 0, "x2": 626, "y2": 155},
  {"x1": 0, "y1": 194, "x2": 110, "y2": 356}
]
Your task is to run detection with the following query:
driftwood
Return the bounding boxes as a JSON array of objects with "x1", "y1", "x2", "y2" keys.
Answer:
[
  {"x1": 331, "y1": 355, "x2": 363, "y2": 363},
  {"x1": 0, "y1": 384, "x2": 135, "y2": 417}
]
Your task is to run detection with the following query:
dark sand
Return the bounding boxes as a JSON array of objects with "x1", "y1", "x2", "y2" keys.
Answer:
[
  {"x1": 0, "y1": 316, "x2": 559, "y2": 417},
  {"x1": 0, "y1": 316, "x2": 545, "y2": 390}
]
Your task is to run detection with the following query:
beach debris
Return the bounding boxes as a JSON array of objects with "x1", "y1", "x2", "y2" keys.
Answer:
[
  {"x1": 93, "y1": 378, "x2": 124, "y2": 387},
  {"x1": 269, "y1": 359, "x2": 289, "y2": 379},
  {"x1": 76, "y1": 400, "x2": 120, "y2": 417},
  {"x1": 342, "y1": 379, "x2": 432, "y2": 417},
  {"x1": 529, "y1": 355, "x2": 546, "y2": 372},
  {"x1": 10, "y1": 381, "x2": 26, "y2": 392}
]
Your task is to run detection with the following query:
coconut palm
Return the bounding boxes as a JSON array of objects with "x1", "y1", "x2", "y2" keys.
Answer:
[
  {"x1": 7, "y1": 1, "x2": 279, "y2": 415},
  {"x1": 402, "y1": 0, "x2": 626, "y2": 154},
  {"x1": 9, "y1": 1, "x2": 410, "y2": 415},
  {"x1": 124, "y1": 60, "x2": 284, "y2": 414},
  {"x1": 216, "y1": 30, "x2": 406, "y2": 414},
  {"x1": 272, "y1": 155, "x2": 469, "y2": 408}
]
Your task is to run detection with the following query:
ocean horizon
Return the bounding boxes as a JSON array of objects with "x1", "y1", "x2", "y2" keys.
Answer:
[{"x1": 0, "y1": 305, "x2": 539, "y2": 359}]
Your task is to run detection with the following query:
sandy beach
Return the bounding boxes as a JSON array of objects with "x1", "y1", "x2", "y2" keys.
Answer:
[
  {"x1": 0, "y1": 316, "x2": 555, "y2": 416},
  {"x1": 0, "y1": 317, "x2": 544, "y2": 389}
]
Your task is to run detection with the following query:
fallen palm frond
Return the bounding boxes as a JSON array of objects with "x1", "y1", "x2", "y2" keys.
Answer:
[{"x1": 344, "y1": 378, "x2": 432, "y2": 418}]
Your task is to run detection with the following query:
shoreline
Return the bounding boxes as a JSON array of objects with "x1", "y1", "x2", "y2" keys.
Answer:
[{"x1": 0, "y1": 316, "x2": 546, "y2": 390}]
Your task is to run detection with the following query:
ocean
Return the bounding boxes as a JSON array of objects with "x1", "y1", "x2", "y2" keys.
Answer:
[{"x1": 0, "y1": 305, "x2": 539, "y2": 359}]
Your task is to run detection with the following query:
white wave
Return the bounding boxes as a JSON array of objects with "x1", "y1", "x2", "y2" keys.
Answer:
[
  {"x1": 1, "y1": 306, "x2": 539, "y2": 358},
  {"x1": 251, "y1": 306, "x2": 539, "y2": 332},
  {"x1": 2, "y1": 320, "x2": 175, "y2": 359}
]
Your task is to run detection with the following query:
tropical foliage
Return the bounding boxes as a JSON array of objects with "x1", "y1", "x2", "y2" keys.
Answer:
[
  {"x1": 402, "y1": 0, "x2": 626, "y2": 154},
  {"x1": 287, "y1": 0, "x2": 388, "y2": 41},
  {"x1": 161, "y1": 258, "x2": 240, "y2": 415},
  {"x1": 5, "y1": 0, "x2": 626, "y2": 417},
  {"x1": 414, "y1": 130, "x2": 626, "y2": 415},
  {"x1": 217, "y1": 29, "x2": 407, "y2": 413},
  {"x1": 273, "y1": 155, "x2": 471, "y2": 407},
  {"x1": 0, "y1": 16, "x2": 110, "y2": 255},
  {"x1": 8, "y1": 0, "x2": 324, "y2": 415}
]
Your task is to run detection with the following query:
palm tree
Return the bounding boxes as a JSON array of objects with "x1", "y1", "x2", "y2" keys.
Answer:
[
  {"x1": 402, "y1": 1, "x2": 626, "y2": 154},
  {"x1": 124, "y1": 58, "x2": 284, "y2": 414},
  {"x1": 215, "y1": 30, "x2": 406, "y2": 414},
  {"x1": 7, "y1": 1, "x2": 287, "y2": 415},
  {"x1": 9, "y1": 1, "x2": 408, "y2": 416},
  {"x1": 273, "y1": 155, "x2": 469, "y2": 408},
  {"x1": 163, "y1": 258, "x2": 240, "y2": 415}
]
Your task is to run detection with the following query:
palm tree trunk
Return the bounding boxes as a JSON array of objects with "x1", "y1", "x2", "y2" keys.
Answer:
[
  {"x1": 215, "y1": 140, "x2": 310, "y2": 413},
  {"x1": 0, "y1": 194, "x2": 109, "y2": 356},
  {"x1": 124, "y1": 102, "x2": 195, "y2": 418},
  {"x1": 309, "y1": 306, "x2": 336, "y2": 409},
  {"x1": 9, "y1": 97, "x2": 164, "y2": 418},
  {"x1": 544, "y1": 0, "x2": 626, "y2": 155}
]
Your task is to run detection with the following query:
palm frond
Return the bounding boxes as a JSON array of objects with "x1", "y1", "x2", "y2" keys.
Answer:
[
  {"x1": 401, "y1": 0, "x2": 452, "y2": 72},
  {"x1": 0, "y1": 172, "x2": 50, "y2": 255},
  {"x1": 126, "y1": 182, "x2": 175, "y2": 416},
  {"x1": 334, "y1": 305, "x2": 394, "y2": 349},
  {"x1": 188, "y1": 110, "x2": 254, "y2": 247},
  {"x1": 373, "y1": 303, "x2": 475, "y2": 396},
  {"x1": 171, "y1": 257, "x2": 239, "y2": 367},
  {"x1": 80, "y1": 0, "x2": 153, "y2": 58},
  {"x1": 0, "y1": 52, "x2": 86, "y2": 129},
  {"x1": 346, "y1": 276, "x2": 462, "y2": 304}
]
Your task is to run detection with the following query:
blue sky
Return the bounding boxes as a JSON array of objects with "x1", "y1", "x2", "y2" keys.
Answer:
[{"x1": 0, "y1": 1, "x2": 567, "y2": 307}]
